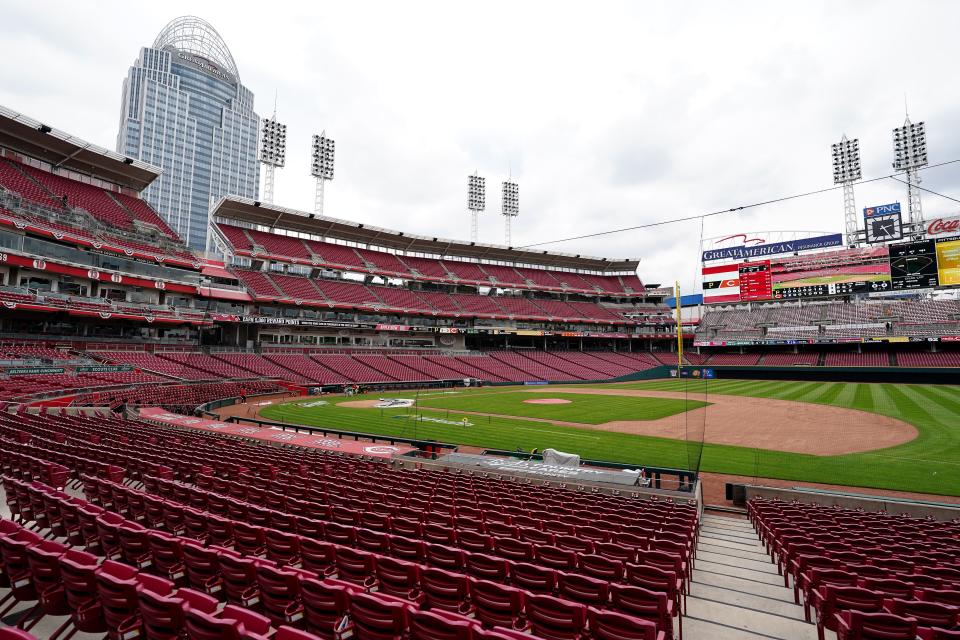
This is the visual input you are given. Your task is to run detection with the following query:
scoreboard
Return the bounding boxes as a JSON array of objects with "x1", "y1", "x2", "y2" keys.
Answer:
[
  {"x1": 738, "y1": 261, "x2": 772, "y2": 301},
  {"x1": 890, "y1": 239, "x2": 939, "y2": 290}
]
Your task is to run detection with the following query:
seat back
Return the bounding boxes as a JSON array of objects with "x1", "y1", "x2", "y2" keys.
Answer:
[
  {"x1": 525, "y1": 593, "x2": 588, "y2": 640},
  {"x1": 348, "y1": 591, "x2": 409, "y2": 640},
  {"x1": 842, "y1": 611, "x2": 918, "y2": 640},
  {"x1": 421, "y1": 566, "x2": 470, "y2": 613},
  {"x1": 301, "y1": 578, "x2": 354, "y2": 639},
  {"x1": 588, "y1": 608, "x2": 659, "y2": 640},
  {"x1": 469, "y1": 578, "x2": 524, "y2": 628},
  {"x1": 407, "y1": 608, "x2": 474, "y2": 640},
  {"x1": 558, "y1": 572, "x2": 609, "y2": 608}
]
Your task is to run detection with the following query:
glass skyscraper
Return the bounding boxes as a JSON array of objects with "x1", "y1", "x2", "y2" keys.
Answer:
[{"x1": 117, "y1": 16, "x2": 260, "y2": 250}]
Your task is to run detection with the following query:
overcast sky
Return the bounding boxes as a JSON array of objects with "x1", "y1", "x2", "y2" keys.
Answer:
[{"x1": 3, "y1": 0, "x2": 960, "y2": 293}]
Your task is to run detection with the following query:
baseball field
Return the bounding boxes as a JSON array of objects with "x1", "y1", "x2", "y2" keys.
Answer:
[{"x1": 258, "y1": 379, "x2": 960, "y2": 498}]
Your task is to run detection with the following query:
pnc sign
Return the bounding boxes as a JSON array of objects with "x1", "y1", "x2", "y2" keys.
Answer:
[
  {"x1": 864, "y1": 202, "x2": 901, "y2": 218},
  {"x1": 927, "y1": 216, "x2": 960, "y2": 238}
]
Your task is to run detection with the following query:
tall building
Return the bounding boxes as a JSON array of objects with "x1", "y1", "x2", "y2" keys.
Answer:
[{"x1": 117, "y1": 16, "x2": 260, "y2": 250}]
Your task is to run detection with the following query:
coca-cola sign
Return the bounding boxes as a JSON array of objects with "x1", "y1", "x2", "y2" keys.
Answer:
[{"x1": 927, "y1": 216, "x2": 960, "y2": 237}]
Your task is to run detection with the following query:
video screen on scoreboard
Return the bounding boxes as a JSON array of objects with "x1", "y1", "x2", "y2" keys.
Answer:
[
  {"x1": 738, "y1": 261, "x2": 772, "y2": 301},
  {"x1": 936, "y1": 238, "x2": 960, "y2": 286},
  {"x1": 890, "y1": 239, "x2": 939, "y2": 290},
  {"x1": 770, "y1": 252, "x2": 892, "y2": 300}
]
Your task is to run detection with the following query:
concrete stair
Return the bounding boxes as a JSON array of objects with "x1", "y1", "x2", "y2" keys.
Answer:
[{"x1": 685, "y1": 514, "x2": 820, "y2": 639}]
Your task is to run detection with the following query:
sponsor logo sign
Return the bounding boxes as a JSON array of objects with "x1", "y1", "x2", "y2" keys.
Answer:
[
  {"x1": 927, "y1": 216, "x2": 960, "y2": 237},
  {"x1": 702, "y1": 233, "x2": 843, "y2": 261}
]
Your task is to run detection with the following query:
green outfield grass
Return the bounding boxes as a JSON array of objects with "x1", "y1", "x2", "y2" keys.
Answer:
[{"x1": 259, "y1": 380, "x2": 960, "y2": 497}]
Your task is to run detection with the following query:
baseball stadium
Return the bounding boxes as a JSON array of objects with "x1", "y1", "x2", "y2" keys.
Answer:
[{"x1": 0, "y1": 9, "x2": 958, "y2": 640}]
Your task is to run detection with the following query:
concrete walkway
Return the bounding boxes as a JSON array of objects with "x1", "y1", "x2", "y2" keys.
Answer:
[{"x1": 684, "y1": 513, "x2": 821, "y2": 640}]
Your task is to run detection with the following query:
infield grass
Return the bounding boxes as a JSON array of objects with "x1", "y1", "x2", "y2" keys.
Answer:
[{"x1": 260, "y1": 380, "x2": 960, "y2": 497}]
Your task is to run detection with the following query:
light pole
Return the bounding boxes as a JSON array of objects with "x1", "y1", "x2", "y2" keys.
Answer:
[
  {"x1": 311, "y1": 132, "x2": 335, "y2": 215},
  {"x1": 259, "y1": 116, "x2": 286, "y2": 204},
  {"x1": 501, "y1": 179, "x2": 519, "y2": 246},
  {"x1": 467, "y1": 172, "x2": 485, "y2": 242},
  {"x1": 831, "y1": 135, "x2": 861, "y2": 247},
  {"x1": 892, "y1": 118, "x2": 928, "y2": 235}
]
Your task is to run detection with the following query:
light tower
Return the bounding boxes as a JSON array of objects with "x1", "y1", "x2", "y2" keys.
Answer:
[
  {"x1": 892, "y1": 117, "x2": 928, "y2": 233},
  {"x1": 259, "y1": 116, "x2": 287, "y2": 204},
  {"x1": 467, "y1": 173, "x2": 485, "y2": 242},
  {"x1": 501, "y1": 179, "x2": 519, "y2": 246},
  {"x1": 311, "y1": 132, "x2": 335, "y2": 215},
  {"x1": 831, "y1": 135, "x2": 861, "y2": 247}
]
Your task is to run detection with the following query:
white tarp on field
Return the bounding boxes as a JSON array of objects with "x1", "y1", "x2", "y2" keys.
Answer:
[
  {"x1": 542, "y1": 448, "x2": 580, "y2": 468},
  {"x1": 375, "y1": 398, "x2": 415, "y2": 408}
]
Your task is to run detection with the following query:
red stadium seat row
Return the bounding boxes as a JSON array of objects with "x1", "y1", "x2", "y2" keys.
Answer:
[
  {"x1": 749, "y1": 497, "x2": 960, "y2": 640},
  {"x1": 217, "y1": 223, "x2": 643, "y2": 296}
]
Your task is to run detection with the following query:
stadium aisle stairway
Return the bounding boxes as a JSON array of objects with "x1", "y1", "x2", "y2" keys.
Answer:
[{"x1": 685, "y1": 515, "x2": 817, "y2": 639}]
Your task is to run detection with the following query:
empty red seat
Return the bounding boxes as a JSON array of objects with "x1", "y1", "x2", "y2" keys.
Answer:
[
  {"x1": 57, "y1": 547, "x2": 108, "y2": 637},
  {"x1": 375, "y1": 556, "x2": 422, "y2": 602},
  {"x1": 348, "y1": 591, "x2": 410, "y2": 640},
  {"x1": 301, "y1": 578, "x2": 356, "y2": 639},
  {"x1": 610, "y1": 584, "x2": 677, "y2": 640},
  {"x1": 335, "y1": 547, "x2": 377, "y2": 587},
  {"x1": 469, "y1": 578, "x2": 525, "y2": 629},
  {"x1": 218, "y1": 553, "x2": 267, "y2": 608},
  {"x1": 814, "y1": 586, "x2": 885, "y2": 640},
  {"x1": 835, "y1": 610, "x2": 918, "y2": 640},
  {"x1": 525, "y1": 593, "x2": 588, "y2": 640},
  {"x1": 465, "y1": 553, "x2": 512, "y2": 582},
  {"x1": 883, "y1": 598, "x2": 959, "y2": 633},
  {"x1": 588, "y1": 608, "x2": 665, "y2": 640},
  {"x1": 510, "y1": 562, "x2": 557, "y2": 594},
  {"x1": 139, "y1": 586, "x2": 219, "y2": 640},
  {"x1": 558, "y1": 572, "x2": 609, "y2": 608},
  {"x1": 407, "y1": 608, "x2": 475, "y2": 640},
  {"x1": 579, "y1": 554, "x2": 625, "y2": 582},
  {"x1": 184, "y1": 603, "x2": 272, "y2": 640},
  {"x1": 421, "y1": 566, "x2": 472, "y2": 613}
]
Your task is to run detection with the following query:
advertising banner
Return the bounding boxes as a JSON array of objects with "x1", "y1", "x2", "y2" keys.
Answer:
[
  {"x1": 927, "y1": 216, "x2": 960, "y2": 238},
  {"x1": 5, "y1": 367, "x2": 64, "y2": 375},
  {"x1": 702, "y1": 264, "x2": 740, "y2": 304},
  {"x1": 935, "y1": 238, "x2": 960, "y2": 286},
  {"x1": 702, "y1": 233, "x2": 843, "y2": 262}
]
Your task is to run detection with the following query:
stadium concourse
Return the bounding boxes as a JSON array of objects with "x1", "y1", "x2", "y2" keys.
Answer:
[{"x1": 1, "y1": 106, "x2": 960, "y2": 640}]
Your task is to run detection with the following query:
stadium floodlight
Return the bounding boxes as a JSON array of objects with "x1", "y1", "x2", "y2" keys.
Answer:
[
  {"x1": 501, "y1": 179, "x2": 519, "y2": 246},
  {"x1": 311, "y1": 132, "x2": 335, "y2": 215},
  {"x1": 467, "y1": 172, "x2": 485, "y2": 242},
  {"x1": 831, "y1": 135, "x2": 861, "y2": 247},
  {"x1": 259, "y1": 116, "x2": 287, "y2": 204},
  {"x1": 892, "y1": 117, "x2": 928, "y2": 230}
]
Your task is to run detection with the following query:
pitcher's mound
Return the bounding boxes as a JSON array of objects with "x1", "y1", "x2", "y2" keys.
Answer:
[{"x1": 523, "y1": 398, "x2": 572, "y2": 405}]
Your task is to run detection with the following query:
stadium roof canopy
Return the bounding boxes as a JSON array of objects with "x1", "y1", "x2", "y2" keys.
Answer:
[
  {"x1": 212, "y1": 195, "x2": 640, "y2": 273},
  {"x1": 0, "y1": 104, "x2": 161, "y2": 192}
]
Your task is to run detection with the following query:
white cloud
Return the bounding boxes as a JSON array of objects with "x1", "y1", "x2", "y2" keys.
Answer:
[{"x1": 2, "y1": 0, "x2": 960, "y2": 294}]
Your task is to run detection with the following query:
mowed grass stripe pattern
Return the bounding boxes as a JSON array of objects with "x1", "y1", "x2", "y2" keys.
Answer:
[
  {"x1": 414, "y1": 391, "x2": 706, "y2": 423},
  {"x1": 264, "y1": 398, "x2": 693, "y2": 468},
  {"x1": 261, "y1": 381, "x2": 960, "y2": 497}
]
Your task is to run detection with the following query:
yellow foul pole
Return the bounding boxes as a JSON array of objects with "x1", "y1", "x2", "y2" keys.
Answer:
[{"x1": 675, "y1": 281, "x2": 683, "y2": 373}]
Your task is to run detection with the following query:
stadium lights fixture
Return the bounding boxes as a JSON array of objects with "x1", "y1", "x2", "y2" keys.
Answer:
[
  {"x1": 831, "y1": 135, "x2": 861, "y2": 247},
  {"x1": 259, "y1": 116, "x2": 287, "y2": 204},
  {"x1": 311, "y1": 132, "x2": 335, "y2": 215},
  {"x1": 501, "y1": 179, "x2": 519, "y2": 246},
  {"x1": 892, "y1": 117, "x2": 928, "y2": 230},
  {"x1": 467, "y1": 172, "x2": 485, "y2": 243}
]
